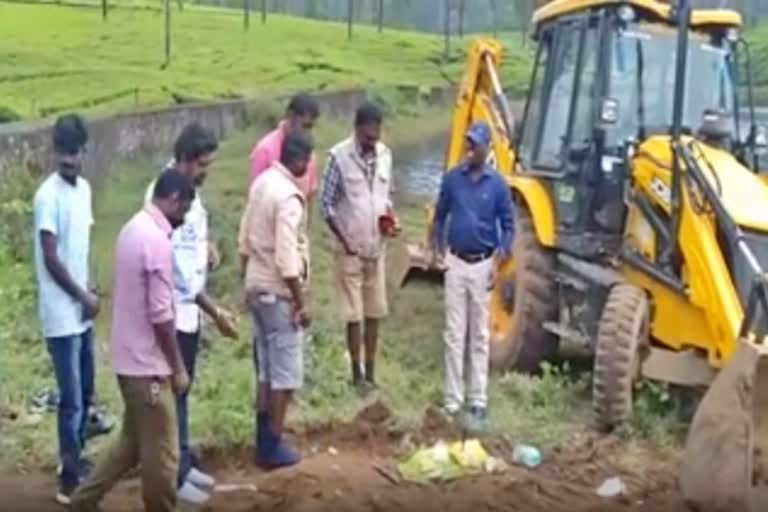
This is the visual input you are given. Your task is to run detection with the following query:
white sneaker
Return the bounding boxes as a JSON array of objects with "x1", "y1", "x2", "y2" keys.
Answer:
[
  {"x1": 178, "y1": 480, "x2": 210, "y2": 505},
  {"x1": 187, "y1": 467, "x2": 216, "y2": 489}
]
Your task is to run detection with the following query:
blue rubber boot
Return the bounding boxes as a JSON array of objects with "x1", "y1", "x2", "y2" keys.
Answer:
[
  {"x1": 255, "y1": 411, "x2": 269, "y2": 463},
  {"x1": 257, "y1": 424, "x2": 301, "y2": 470}
]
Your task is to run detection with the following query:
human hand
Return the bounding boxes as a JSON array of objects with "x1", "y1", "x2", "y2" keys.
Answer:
[
  {"x1": 387, "y1": 217, "x2": 402, "y2": 238},
  {"x1": 81, "y1": 291, "x2": 100, "y2": 321},
  {"x1": 208, "y1": 243, "x2": 221, "y2": 271},
  {"x1": 172, "y1": 368, "x2": 190, "y2": 396},
  {"x1": 293, "y1": 304, "x2": 312, "y2": 329},
  {"x1": 215, "y1": 309, "x2": 238, "y2": 339}
]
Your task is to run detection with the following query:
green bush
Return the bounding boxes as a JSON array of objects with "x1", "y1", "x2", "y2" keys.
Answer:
[{"x1": 0, "y1": 105, "x2": 22, "y2": 124}]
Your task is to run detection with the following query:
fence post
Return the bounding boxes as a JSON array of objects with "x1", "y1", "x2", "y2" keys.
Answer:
[
  {"x1": 347, "y1": 0, "x2": 353, "y2": 40},
  {"x1": 164, "y1": 0, "x2": 171, "y2": 67}
]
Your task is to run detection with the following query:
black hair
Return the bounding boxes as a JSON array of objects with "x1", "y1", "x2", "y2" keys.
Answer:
[
  {"x1": 280, "y1": 131, "x2": 314, "y2": 167},
  {"x1": 173, "y1": 122, "x2": 218, "y2": 163},
  {"x1": 52, "y1": 114, "x2": 88, "y2": 155},
  {"x1": 354, "y1": 102, "x2": 383, "y2": 127},
  {"x1": 286, "y1": 93, "x2": 320, "y2": 118},
  {"x1": 152, "y1": 168, "x2": 196, "y2": 202}
]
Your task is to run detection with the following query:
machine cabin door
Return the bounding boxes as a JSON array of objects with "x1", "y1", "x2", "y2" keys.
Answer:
[{"x1": 517, "y1": 11, "x2": 625, "y2": 257}]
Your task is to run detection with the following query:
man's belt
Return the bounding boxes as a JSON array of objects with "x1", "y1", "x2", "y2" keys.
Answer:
[{"x1": 449, "y1": 248, "x2": 494, "y2": 263}]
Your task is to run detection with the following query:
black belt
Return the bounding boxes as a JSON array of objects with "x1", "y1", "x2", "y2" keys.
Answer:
[{"x1": 450, "y1": 248, "x2": 494, "y2": 263}]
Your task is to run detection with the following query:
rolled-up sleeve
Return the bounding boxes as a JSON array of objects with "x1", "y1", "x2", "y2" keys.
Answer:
[
  {"x1": 144, "y1": 239, "x2": 175, "y2": 325},
  {"x1": 274, "y1": 196, "x2": 304, "y2": 279}
]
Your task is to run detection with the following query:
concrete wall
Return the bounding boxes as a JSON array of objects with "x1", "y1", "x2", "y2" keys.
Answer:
[{"x1": 0, "y1": 87, "x2": 430, "y2": 181}]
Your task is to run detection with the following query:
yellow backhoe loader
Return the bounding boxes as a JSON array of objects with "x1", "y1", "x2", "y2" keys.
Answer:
[{"x1": 393, "y1": 0, "x2": 768, "y2": 509}]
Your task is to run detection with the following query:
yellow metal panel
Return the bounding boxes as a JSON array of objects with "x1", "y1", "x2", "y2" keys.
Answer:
[
  {"x1": 509, "y1": 175, "x2": 556, "y2": 247},
  {"x1": 621, "y1": 266, "x2": 716, "y2": 358},
  {"x1": 624, "y1": 203, "x2": 657, "y2": 261},
  {"x1": 444, "y1": 38, "x2": 509, "y2": 174},
  {"x1": 627, "y1": 136, "x2": 749, "y2": 366},
  {"x1": 533, "y1": 0, "x2": 741, "y2": 28},
  {"x1": 633, "y1": 136, "x2": 768, "y2": 231}
]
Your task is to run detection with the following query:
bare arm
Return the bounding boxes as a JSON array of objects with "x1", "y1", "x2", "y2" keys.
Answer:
[{"x1": 40, "y1": 231, "x2": 89, "y2": 303}]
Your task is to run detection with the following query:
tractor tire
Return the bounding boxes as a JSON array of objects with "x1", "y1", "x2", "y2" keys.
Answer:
[
  {"x1": 592, "y1": 283, "x2": 650, "y2": 432},
  {"x1": 489, "y1": 204, "x2": 558, "y2": 372}
]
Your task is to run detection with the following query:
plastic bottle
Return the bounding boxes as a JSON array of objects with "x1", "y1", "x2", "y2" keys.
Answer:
[{"x1": 512, "y1": 443, "x2": 542, "y2": 468}]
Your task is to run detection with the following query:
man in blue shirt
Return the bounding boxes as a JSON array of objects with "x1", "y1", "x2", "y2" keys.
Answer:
[{"x1": 431, "y1": 121, "x2": 513, "y2": 431}]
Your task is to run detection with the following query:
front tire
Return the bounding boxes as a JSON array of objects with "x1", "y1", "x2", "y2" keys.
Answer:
[
  {"x1": 592, "y1": 283, "x2": 650, "y2": 432},
  {"x1": 488, "y1": 204, "x2": 558, "y2": 372}
]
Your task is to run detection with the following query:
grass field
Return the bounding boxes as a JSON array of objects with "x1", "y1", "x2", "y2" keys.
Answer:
[
  {"x1": 0, "y1": 99, "x2": 685, "y2": 473},
  {"x1": 0, "y1": 1, "x2": 532, "y2": 121}
]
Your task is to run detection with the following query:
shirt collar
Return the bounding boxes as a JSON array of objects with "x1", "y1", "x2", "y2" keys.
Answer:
[
  {"x1": 460, "y1": 163, "x2": 492, "y2": 178},
  {"x1": 352, "y1": 135, "x2": 379, "y2": 161},
  {"x1": 144, "y1": 203, "x2": 173, "y2": 238},
  {"x1": 273, "y1": 161, "x2": 306, "y2": 198}
]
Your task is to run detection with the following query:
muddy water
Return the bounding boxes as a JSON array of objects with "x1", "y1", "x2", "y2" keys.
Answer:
[{"x1": 392, "y1": 133, "x2": 446, "y2": 205}]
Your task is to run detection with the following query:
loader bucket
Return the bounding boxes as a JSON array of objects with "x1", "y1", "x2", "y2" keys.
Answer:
[
  {"x1": 388, "y1": 238, "x2": 445, "y2": 289},
  {"x1": 680, "y1": 338, "x2": 768, "y2": 512}
]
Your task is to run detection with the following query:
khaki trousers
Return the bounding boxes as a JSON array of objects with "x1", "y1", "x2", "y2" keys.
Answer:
[
  {"x1": 443, "y1": 252, "x2": 494, "y2": 410},
  {"x1": 71, "y1": 376, "x2": 178, "y2": 512}
]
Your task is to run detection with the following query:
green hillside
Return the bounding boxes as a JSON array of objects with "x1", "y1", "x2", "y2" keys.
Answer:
[{"x1": 0, "y1": 2, "x2": 532, "y2": 121}]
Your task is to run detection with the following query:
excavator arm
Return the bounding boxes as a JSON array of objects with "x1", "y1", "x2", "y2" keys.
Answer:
[{"x1": 389, "y1": 38, "x2": 518, "y2": 288}]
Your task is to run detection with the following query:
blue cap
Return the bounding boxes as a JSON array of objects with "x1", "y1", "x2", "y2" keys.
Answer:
[{"x1": 465, "y1": 121, "x2": 491, "y2": 147}]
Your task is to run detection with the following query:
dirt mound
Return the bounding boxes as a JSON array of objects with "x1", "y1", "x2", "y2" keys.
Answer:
[
  {"x1": 1, "y1": 436, "x2": 690, "y2": 512},
  {"x1": 356, "y1": 400, "x2": 392, "y2": 424}
]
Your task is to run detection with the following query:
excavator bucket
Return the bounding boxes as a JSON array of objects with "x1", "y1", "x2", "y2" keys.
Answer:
[
  {"x1": 388, "y1": 204, "x2": 446, "y2": 289},
  {"x1": 680, "y1": 336, "x2": 768, "y2": 512},
  {"x1": 388, "y1": 238, "x2": 445, "y2": 289}
]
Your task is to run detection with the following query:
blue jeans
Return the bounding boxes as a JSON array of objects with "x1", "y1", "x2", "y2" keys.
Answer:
[
  {"x1": 176, "y1": 330, "x2": 200, "y2": 487},
  {"x1": 46, "y1": 328, "x2": 95, "y2": 488}
]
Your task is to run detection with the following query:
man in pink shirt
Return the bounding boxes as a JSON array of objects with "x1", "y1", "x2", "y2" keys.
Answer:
[
  {"x1": 71, "y1": 169, "x2": 196, "y2": 512},
  {"x1": 249, "y1": 93, "x2": 320, "y2": 200}
]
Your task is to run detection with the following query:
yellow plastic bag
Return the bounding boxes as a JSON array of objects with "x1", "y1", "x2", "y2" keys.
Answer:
[{"x1": 397, "y1": 439, "x2": 496, "y2": 484}]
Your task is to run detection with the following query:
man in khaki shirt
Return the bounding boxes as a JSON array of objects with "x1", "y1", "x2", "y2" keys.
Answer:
[{"x1": 238, "y1": 131, "x2": 313, "y2": 470}]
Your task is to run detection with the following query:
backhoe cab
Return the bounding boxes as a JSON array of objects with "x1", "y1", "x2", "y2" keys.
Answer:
[{"x1": 397, "y1": 0, "x2": 768, "y2": 508}]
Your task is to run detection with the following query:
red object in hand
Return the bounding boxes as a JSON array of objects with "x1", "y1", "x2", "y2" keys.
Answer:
[{"x1": 378, "y1": 213, "x2": 396, "y2": 235}]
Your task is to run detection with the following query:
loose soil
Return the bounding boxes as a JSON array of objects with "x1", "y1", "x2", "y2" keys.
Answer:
[{"x1": 1, "y1": 402, "x2": 690, "y2": 512}]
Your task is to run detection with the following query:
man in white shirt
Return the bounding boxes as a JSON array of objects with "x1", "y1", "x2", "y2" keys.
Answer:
[
  {"x1": 144, "y1": 122, "x2": 237, "y2": 505},
  {"x1": 32, "y1": 114, "x2": 100, "y2": 505}
]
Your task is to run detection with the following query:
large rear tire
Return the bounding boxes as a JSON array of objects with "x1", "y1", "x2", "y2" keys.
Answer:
[
  {"x1": 592, "y1": 283, "x2": 650, "y2": 432},
  {"x1": 488, "y1": 204, "x2": 558, "y2": 372}
]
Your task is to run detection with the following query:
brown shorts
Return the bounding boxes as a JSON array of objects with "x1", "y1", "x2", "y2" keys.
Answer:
[{"x1": 334, "y1": 253, "x2": 388, "y2": 323}]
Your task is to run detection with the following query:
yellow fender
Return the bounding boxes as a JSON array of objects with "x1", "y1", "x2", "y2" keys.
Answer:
[{"x1": 509, "y1": 175, "x2": 556, "y2": 248}]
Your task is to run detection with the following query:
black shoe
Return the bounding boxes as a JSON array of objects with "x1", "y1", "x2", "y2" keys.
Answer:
[{"x1": 84, "y1": 408, "x2": 115, "y2": 440}]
